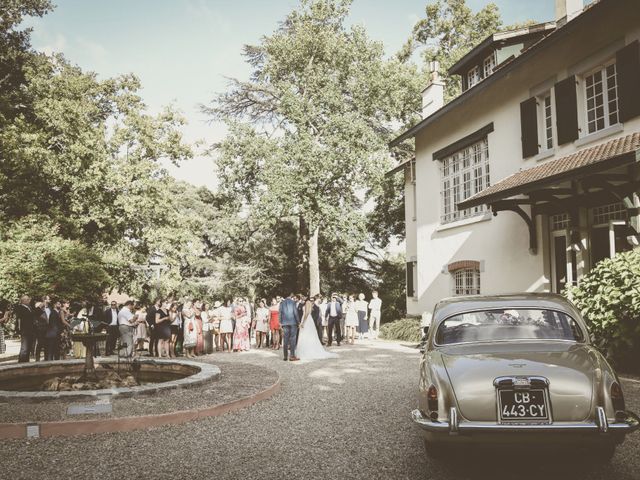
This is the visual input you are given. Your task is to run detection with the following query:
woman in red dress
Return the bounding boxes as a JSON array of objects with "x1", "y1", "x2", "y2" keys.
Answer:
[
  {"x1": 194, "y1": 301, "x2": 204, "y2": 355},
  {"x1": 269, "y1": 298, "x2": 281, "y2": 349}
]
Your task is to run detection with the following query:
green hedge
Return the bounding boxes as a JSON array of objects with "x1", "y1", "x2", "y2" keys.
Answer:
[
  {"x1": 379, "y1": 318, "x2": 422, "y2": 343},
  {"x1": 566, "y1": 249, "x2": 640, "y2": 371}
]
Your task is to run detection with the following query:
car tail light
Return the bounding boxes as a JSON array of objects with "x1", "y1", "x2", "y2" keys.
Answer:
[
  {"x1": 611, "y1": 382, "x2": 625, "y2": 411},
  {"x1": 427, "y1": 384, "x2": 438, "y2": 415}
]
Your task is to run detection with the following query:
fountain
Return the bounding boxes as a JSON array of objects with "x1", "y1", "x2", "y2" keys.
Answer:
[
  {"x1": 70, "y1": 332, "x2": 108, "y2": 382},
  {"x1": 0, "y1": 354, "x2": 220, "y2": 402}
]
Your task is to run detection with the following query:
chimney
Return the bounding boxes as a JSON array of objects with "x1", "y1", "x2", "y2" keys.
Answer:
[
  {"x1": 422, "y1": 61, "x2": 444, "y2": 119},
  {"x1": 555, "y1": 0, "x2": 583, "y2": 27}
]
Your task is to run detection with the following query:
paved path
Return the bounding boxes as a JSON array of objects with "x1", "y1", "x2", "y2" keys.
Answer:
[{"x1": 1, "y1": 341, "x2": 639, "y2": 480}]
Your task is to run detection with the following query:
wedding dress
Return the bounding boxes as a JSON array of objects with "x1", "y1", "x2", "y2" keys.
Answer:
[{"x1": 296, "y1": 314, "x2": 338, "y2": 361}]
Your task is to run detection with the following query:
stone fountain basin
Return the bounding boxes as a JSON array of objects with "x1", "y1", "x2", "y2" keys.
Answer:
[{"x1": 0, "y1": 359, "x2": 220, "y2": 403}]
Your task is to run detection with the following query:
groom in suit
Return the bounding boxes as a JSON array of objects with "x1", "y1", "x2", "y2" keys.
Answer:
[
  {"x1": 325, "y1": 294, "x2": 343, "y2": 347},
  {"x1": 279, "y1": 293, "x2": 300, "y2": 361}
]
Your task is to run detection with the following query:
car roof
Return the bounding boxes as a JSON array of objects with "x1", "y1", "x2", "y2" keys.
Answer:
[{"x1": 433, "y1": 293, "x2": 582, "y2": 324}]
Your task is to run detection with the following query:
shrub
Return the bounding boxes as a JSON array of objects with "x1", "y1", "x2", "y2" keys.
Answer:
[
  {"x1": 565, "y1": 249, "x2": 640, "y2": 371},
  {"x1": 379, "y1": 318, "x2": 422, "y2": 343},
  {"x1": 0, "y1": 217, "x2": 112, "y2": 302}
]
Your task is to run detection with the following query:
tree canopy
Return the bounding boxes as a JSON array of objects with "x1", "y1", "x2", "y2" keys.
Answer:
[
  {"x1": 372, "y1": 0, "x2": 532, "y2": 248},
  {"x1": 0, "y1": 0, "x2": 533, "y2": 322},
  {"x1": 0, "y1": 217, "x2": 111, "y2": 301},
  {"x1": 398, "y1": 0, "x2": 504, "y2": 101},
  {"x1": 207, "y1": 0, "x2": 422, "y2": 296},
  {"x1": 0, "y1": 0, "x2": 206, "y2": 301}
]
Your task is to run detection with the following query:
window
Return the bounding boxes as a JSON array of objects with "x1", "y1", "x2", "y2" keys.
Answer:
[
  {"x1": 592, "y1": 202, "x2": 627, "y2": 225},
  {"x1": 538, "y1": 92, "x2": 554, "y2": 150},
  {"x1": 453, "y1": 268, "x2": 480, "y2": 296},
  {"x1": 483, "y1": 52, "x2": 496, "y2": 78},
  {"x1": 550, "y1": 213, "x2": 570, "y2": 231},
  {"x1": 590, "y1": 203, "x2": 631, "y2": 266},
  {"x1": 407, "y1": 261, "x2": 417, "y2": 298},
  {"x1": 435, "y1": 309, "x2": 585, "y2": 345},
  {"x1": 440, "y1": 138, "x2": 490, "y2": 224},
  {"x1": 406, "y1": 160, "x2": 417, "y2": 221},
  {"x1": 549, "y1": 215, "x2": 577, "y2": 293},
  {"x1": 584, "y1": 62, "x2": 619, "y2": 134},
  {"x1": 411, "y1": 160, "x2": 417, "y2": 221},
  {"x1": 467, "y1": 66, "x2": 480, "y2": 88}
]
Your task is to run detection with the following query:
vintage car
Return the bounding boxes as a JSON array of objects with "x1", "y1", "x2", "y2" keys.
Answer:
[{"x1": 412, "y1": 293, "x2": 639, "y2": 460}]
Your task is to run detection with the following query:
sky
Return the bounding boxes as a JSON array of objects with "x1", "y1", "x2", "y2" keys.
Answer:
[{"x1": 25, "y1": 0, "x2": 558, "y2": 189}]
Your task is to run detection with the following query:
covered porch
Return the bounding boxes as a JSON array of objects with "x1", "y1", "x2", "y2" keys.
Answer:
[{"x1": 458, "y1": 132, "x2": 640, "y2": 293}]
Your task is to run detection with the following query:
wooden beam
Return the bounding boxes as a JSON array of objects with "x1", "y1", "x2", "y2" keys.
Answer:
[
  {"x1": 491, "y1": 202, "x2": 537, "y2": 254},
  {"x1": 531, "y1": 183, "x2": 640, "y2": 215},
  {"x1": 586, "y1": 173, "x2": 629, "y2": 182},
  {"x1": 528, "y1": 188, "x2": 575, "y2": 197}
]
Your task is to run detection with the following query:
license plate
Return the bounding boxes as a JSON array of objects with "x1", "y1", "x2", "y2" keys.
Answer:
[{"x1": 498, "y1": 389, "x2": 549, "y2": 422}]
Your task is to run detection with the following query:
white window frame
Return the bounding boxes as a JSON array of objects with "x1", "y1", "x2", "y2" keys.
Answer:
[
  {"x1": 411, "y1": 160, "x2": 417, "y2": 222},
  {"x1": 483, "y1": 52, "x2": 496, "y2": 78},
  {"x1": 592, "y1": 202, "x2": 627, "y2": 225},
  {"x1": 537, "y1": 90, "x2": 555, "y2": 151},
  {"x1": 452, "y1": 268, "x2": 481, "y2": 296},
  {"x1": 407, "y1": 260, "x2": 418, "y2": 299},
  {"x1": 439, "y1": 138, "x2": 490, "y2": 224},
  {"x1": 467, "y1": 66, "x2": 480, "y2": 89},
  {"x1": 581, "y1": 60, "x2": 619, "y2": 136},
  {"x1": 589, "y1": 203, "x2": 629, "y2": 262},
  {"x1": 549, "y1": 215, "x2": 576, "y2": 293}
]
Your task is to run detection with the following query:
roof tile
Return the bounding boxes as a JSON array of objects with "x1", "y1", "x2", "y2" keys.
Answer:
[{"x1": 459, "y1": 131, "x2": 640, "y2": 208}]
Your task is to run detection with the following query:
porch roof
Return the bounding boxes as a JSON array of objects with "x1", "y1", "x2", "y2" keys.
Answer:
[{"x1": 458, "y1": 132, "x2": 640, "y2": 210}]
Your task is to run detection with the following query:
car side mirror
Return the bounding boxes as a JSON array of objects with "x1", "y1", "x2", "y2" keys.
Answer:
[{"x1": 422, "y1": 326, "x2": 429, "y2": 336}]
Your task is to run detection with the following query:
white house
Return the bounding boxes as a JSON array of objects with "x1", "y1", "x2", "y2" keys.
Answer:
[{"x1": 389, "y1": 0, "x2": 640, "y2": 320}]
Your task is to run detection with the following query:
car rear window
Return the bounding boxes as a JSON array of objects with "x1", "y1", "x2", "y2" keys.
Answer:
[{"x1": 435, "y1": 308, "x2": 585, "y2": 345}]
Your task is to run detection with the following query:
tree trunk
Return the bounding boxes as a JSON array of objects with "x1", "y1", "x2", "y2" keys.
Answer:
[
  {"x1": 297, "y1": 215, "x2": 309, "y2": 292},
  {"x1": 308, "y1": 226, "x2": 320, "y2": 296}
]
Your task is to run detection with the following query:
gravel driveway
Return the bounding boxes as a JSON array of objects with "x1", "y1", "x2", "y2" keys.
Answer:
[{"x1": 1, "y1": 341, "x2": 639, "y2": 480}]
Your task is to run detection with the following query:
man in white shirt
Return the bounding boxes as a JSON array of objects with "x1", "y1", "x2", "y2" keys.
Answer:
[
  {"x1": 325, "y1": 294, "x2": 343, "y2": 347},
  {"x1": 104, "y1": 301, "x2": 119, "y2": 355},
  {"x1": 368, "y1": 291, "x2": 382, "y2": 339},
  {"x1": 43, "y1": 295, "x2": 51, "y2": 320},
  {"x1": 117, "y1": 300, "x2": 137, "y2": 358}
]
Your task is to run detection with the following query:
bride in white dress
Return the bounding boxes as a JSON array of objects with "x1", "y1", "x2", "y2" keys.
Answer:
[{"x1": 296, "y1": 299, "x2": 338, "y2": 361}]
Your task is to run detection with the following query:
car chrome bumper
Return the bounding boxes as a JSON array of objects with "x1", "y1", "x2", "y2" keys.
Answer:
[{"x1": 411, "y1": 408, "x2": 640, "y2": 435}]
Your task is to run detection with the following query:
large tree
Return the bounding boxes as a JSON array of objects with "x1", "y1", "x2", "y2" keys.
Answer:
[
  {"x1": 0, "y1": 1, "x2": 198, "y2": 300},
  {"x1": 371, "y1": 0, "x2": 532, "y2": 249},
  {"x1": 397, "y1": 0, "x2": 504, "y2": 102},
  {"x1": 207, "y1": 0, "x2": 421, "y2": 295},
  {"x1": 0, "y1": 0, "x2": 53, "y2": 122}
]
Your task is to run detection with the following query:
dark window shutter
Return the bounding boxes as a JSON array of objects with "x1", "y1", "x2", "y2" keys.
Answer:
[
  {"x1": 616, "y1": 40, "x2": 640, "y2": 122},
  {"x1": 406, "y1": 262, "x2": 414, "y2": 297},
  {"x1": 520, "y1": 97, "x2": 539, "y2": 158},
  {"x1": 555, "y1": 76, "x2": 579, "y2": 145}
]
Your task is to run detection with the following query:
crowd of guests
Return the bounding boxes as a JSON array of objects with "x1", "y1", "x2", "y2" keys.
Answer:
[
  {"x1": 1, "y1": 295, "x2": 75, "y2": 362},
  {"x1": 0, "y1": 290, "x2": 383, "y2": 362}
]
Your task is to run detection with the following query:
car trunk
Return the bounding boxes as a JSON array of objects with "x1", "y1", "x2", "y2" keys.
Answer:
[{"x1": 441, "y1": 342, "x2": 595, "y2": 422}]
